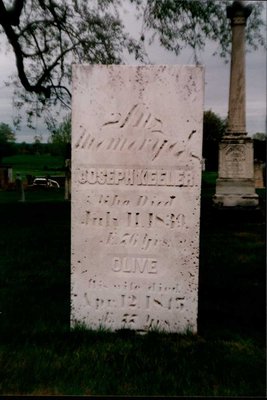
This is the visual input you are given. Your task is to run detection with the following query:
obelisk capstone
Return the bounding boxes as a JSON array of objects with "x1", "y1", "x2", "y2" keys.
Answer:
[
  {"x1": 213, "y1": 0, "x2": 259, "y2": 207},
  {"x1": 71, "y1": 65, "x2": 204, "y2": 333}
]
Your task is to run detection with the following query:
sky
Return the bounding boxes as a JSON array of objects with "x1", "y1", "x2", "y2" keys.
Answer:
[{"x1": 0, "y1": 1, "x2": 266, "y2": 143}]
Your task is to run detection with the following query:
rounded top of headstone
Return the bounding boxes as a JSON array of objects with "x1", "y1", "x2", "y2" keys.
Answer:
[{"x1": 226, "y1": 1, "x2": 252, "y2": 25}]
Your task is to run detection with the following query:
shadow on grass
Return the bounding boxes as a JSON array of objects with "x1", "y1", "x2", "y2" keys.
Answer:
[
  {"x1": 0, "y1": 187, "x2": 265, "y2": 396},
  {"x1": 1, "y1": 196, "x2": 264, "y2": 341},
  {"x1": 198, "y1": 189, "x2": 266, "y2": 343},
  {"x1": 0, "y1": 201, "x2": 70, "y2": 339}
]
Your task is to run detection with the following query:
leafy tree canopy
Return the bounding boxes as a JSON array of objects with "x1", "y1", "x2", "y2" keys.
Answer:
[
  {"x1": 202, "y1": 109, "x2": 226, "y2": 170},
  {"x1": 0, "y1": 0, "x2": 265, "y2": 128},
  {"x1": 0, "y1": 0, "x2": 144, "y2": 127},
  {"x1": 0, "y1": 122, "x2": 16, "y2": 143},
  {"x1": 0, "y1": 122, "x2": 16, "y2": 161},
  {"x1": 48, "y1": 113, "x2": 71, "y2": 144},
  {"x1": 48, "y1": 113, "x2": 71, "y2": 157},
  {"x1": 252, "y1": 132, "x2": 266, "y2": 141},
  {"x1": 203, "y1": 109, "x2": 226, "y2": 142},
  {"x1": 139, "y1": 0, "x2": 265, "y2": 60}
]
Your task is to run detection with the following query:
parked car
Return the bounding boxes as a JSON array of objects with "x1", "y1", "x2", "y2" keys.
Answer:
[{"x1": 32, "y1": 178, "x2": 60, "y2": 188}]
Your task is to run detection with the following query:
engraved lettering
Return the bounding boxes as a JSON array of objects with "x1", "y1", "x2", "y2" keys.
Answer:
[
  {"x1": 114, "y1": 169, "x2": 124, "y2": 184},
  {"x1": 98, "y1": 169, "x2": 106, "y2": 184},
  {"x1": 82, "y1": 133, "x2": 92, "y2": 149},
  {"x1": 88, "y1": 169, "x2": 96, "y2": 184},
  {"x1": 136, "y1": 170, "x2": 147, "y2": 185},
  {"x1": 79, "y1": 169, "x2": 87, "y2": 184},
  {"x1": 112, "y1": 256, "x2": 158, "y2": 274},
  {"x1": 104, "y1": 232, "x2": 171, "y2": 250},
  {"x1": 125, "y1": 169, "x2": 134, "y2": 185},
  {"x1": 87, "y1": 137, "x2": 95, "y2": 150},
  {"x1": 98, "y1": 194, "x2": 130, "y2": 206},
  {"x1": 103, "y1": 103, "x2": 164, "y2": 136},
  {"x1": 72, "y1": 65, "x2": 203, "y2": 334},
  {"x1": 85, "y1": 211, "x2": 186, "y2": 229},
  {"x1": 76, "y1": 168, "x2": 194, "y2": 187},
  {"x1": 152, "y1": 139, "x2": 168, "y2": 160},
  {"x1": 121, "y1": 313, "x2": 138, "y2": 325},
  {"x1": 121, "y1": 295, "x2": 138, "y2": 308},
  {"x1": 85, "y1": 211, "x2": 118, "y2": 227},
  {"x1": 75, "y1": 131, "x2": 86, "y2": 148},
  {"x1": 147, "y1": 170, "x2": 157, "y2": 185},
  {"x1": 137, "y1": 195, "x2": 176, "y2": 207},
  {"x1": 112, "y1": 257, "x2": 121, "y2": 272}
]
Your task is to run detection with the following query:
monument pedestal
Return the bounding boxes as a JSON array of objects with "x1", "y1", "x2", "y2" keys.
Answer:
[
  {"x1": 213, "y1": 2, "x2": 259, "y2": 208},
  {"x1": 213, "y1": 136, "x2": 259, "y2": 207}
]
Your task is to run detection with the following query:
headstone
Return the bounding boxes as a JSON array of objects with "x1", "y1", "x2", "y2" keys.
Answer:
[
  {"x1": 0, "y1": 165, "x2": 12, "y2": 189},
  {"x1": 65, "y1": 158, "x2": 71, "y2": 200},
  {"x1": 213, "y1": 0, "x2": 258, "y2": 207},
  {"x1": 254, "y1": 161, "x2": 265, "y2": 188},
  {"x1": 71, "y1": 65, "x2": 204, "y2": 333}
]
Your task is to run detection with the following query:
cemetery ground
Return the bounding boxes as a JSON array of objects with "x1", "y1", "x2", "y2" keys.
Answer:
[
  {"x1": 2, "y1": 154, "x2": 65, "y2": 179},
  {"x1": 0, "y1": 172, "x2": 265, "y2": 396}
]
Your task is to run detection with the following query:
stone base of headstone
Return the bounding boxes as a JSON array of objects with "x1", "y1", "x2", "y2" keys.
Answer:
[{"x1": 213, "y1": 136, "x2": 259, "y2": 207}]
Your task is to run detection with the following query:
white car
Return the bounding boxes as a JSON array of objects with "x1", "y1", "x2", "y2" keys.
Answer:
[{"x1": 32, "y1": 178, "x2": 60, "y2": 188}]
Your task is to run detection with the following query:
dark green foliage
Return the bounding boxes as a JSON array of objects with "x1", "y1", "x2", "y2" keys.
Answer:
[
  {"x1": 0, "y1": 184, "x2": 265, "y2": 396},
  {"x1": 202, "y1": 110, "x2": 226, "y2": 171},
  {"x1": 0, "y1": 123, "x2": 15, "y2": 142},
  {"x1": 47, "y1": 114, "x2": 71, "y2": 158},
  {"x1": 253, "y1": 132, "x2": 266, "y2": 141},
  {"x1": 253, "y1": 139, "x2": 266, "y2": 163},
  {"x1": 14, "y1": 142, "x2": 50, "y2": 156},
  {"x1": 203, "y1": 110, "x2": 226, "y2": 142},
  {"x1": 0, "y1": 123, "x2": 16, "y2": 162}
]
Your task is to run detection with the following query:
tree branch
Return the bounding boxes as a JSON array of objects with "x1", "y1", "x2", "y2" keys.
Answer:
[
  {"x1": 0, "y1": 0, "x2": 77, "y2": 99},
  {"x1": 0, "y1": 5, "x2": 50, "y2": 97},
  {"x1": 17, "y1": 19, "x2": 56, "y2": 37},
  {"x1": 0, "y1": 0, "x2": 25, "y2": 26}
]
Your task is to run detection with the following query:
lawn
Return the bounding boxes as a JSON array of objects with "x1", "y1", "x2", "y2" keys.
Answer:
[
  {"x1": 2, "y1": 154, "x2": 65, "y2": 178},
  {"x1": 0, "y1": 181, "x2": 265, "y2": 396},
  {"x1": 0, "y1": 187, "x2": 65, "y2": 203}
]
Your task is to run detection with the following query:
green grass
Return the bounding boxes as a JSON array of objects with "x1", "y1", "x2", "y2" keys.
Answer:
[
  {"x1": 2, "y1": 154, "x2": 65, "y2": 178},
  {"x1": 202, "y1": 170, "x2": 218, "y2": 186},
  {"x1": 0, "y1": 330, "x2": 264, "y2": 396},
  {"x1": 0, "y1": 184, "x2": 265, "y2": 396},
  {"x1": 0, "y1": 187, "x2": 66, "y2": 203}
]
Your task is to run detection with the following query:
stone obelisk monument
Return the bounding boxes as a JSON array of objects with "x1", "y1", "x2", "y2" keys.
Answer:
[{"x1": 213, "y1": 0, "x2": 259, "y2": 207}]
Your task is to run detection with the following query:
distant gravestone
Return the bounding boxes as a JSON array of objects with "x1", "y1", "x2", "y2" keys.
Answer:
[
  {"x1": 65, "y1": 159, "x2": 71, "y2": 200},
  {"x1": 254, "y1": 161, "x2": 265, "y2": 188},
  {"x1": 71, "y1": 65, "x2": 204, "y2": 333}
]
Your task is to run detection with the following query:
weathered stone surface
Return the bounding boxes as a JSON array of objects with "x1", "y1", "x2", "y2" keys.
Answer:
[
  {"x1": 226, "y1": 0, "x2": 251, "y2": 136},
  {"x1": 71, "y1": 65, "x2": 204, "y2": 333},
  {"x1": 214, "y1": 1, "x2": 258, "y2": 208},
  {"x1": 218, "y1": 138, "x2": 254, "y2": 179},
  {"x1": 214, "y1": 138, "x2": 259, "y2": 207}
]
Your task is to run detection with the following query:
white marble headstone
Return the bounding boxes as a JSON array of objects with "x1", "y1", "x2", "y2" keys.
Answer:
[{"x1": 71, "y1": 65, "x2": 204, "y2": 333}]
